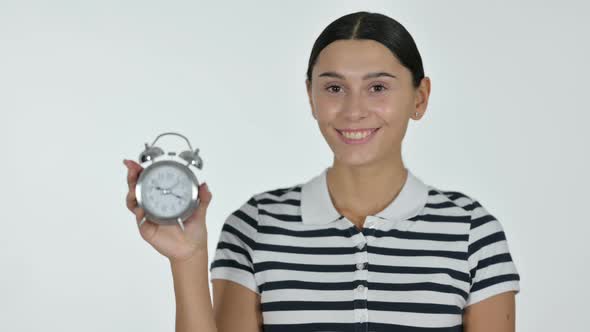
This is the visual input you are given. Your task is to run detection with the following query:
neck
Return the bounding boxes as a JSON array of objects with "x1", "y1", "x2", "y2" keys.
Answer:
[{"x1": 326, "y1": 154, "x2": 407, "y2": 225}]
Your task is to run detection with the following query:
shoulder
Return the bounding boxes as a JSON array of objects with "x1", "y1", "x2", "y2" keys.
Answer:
[
  {"x1": 425, "y1": 185, "x2": 503, "y2": 232},
  {"x1": 427, "y1": 184, "x2": 493, "y2": 213},
  {"x1": 252, "y1": 183, "x2": 303, "y2": 201},
  {"x1": 229, "y1": 182, "x2": 302, "y2": 221},
  {"x1": 248, "y1": 183, "x2": 304, "y2": 223},
  {"x1": 251, "y1": 182, "x2": 303, "y2": 209},
  {"x1": 426, "y1": 185, "x2": 481, "y2": 211}
]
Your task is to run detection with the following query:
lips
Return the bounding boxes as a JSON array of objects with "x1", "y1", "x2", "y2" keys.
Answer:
[
  {"x1": 335, "y1": 127, "x2": 379, "y2": 133},
  {"x1": 335, "y1": 127, "x2": 381, "y2": 144}
]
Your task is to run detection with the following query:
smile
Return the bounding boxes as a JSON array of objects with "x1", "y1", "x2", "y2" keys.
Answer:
[{"x1": 335, "y1": 127, "x2": 380, "y2": 144}]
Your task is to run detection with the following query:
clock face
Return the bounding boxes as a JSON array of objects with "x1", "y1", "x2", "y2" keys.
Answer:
[{"x1": 140, "y1": 164, "x2": 195, "y2": 219}]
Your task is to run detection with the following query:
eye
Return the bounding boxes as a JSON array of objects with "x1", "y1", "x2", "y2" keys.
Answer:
[
  {"x1": 326, "y1": 85, "x2": 342, "y2": 93},
  {"x1": 370, "y1": 84, "x2": 387, "y2": 93}
]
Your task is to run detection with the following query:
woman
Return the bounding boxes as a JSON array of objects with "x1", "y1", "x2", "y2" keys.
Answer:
[{"x1": 124, "y1": 11, "x2": 520, "y2": 332}]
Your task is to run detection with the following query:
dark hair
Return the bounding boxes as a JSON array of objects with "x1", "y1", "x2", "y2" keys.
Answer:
[{"x1": 306, "y1": 11, "x2": 425, "y2": 88}]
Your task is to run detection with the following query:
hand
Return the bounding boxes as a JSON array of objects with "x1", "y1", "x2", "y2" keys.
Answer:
[{"x1": 123, "y1": 159, "x2": 213, "y2": 263}]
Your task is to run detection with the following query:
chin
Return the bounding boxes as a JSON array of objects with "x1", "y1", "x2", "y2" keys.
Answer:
[{"x1": 334, "y1": 152, "x2": 380, "y2": 167}]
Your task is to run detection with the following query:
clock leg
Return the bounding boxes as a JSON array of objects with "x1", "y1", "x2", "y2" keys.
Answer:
[
  {"x1": 177, "y1": 217, "x2": 185, "y2": 232},
  {"x1": 139, "y1": 216, "x2": 146, "y2": 228}
]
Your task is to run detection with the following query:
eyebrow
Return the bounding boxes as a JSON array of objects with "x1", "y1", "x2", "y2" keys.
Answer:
[{"x1": 317, "y1": 71, "x2": 397, "y2": 80}]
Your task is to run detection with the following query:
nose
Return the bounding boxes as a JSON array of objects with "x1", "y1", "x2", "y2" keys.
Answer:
[{"x1": 342, "y1": 91, "x2": 369, "y2": 120}]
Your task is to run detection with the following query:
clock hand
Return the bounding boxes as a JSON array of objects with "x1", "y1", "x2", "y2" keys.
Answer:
[
  {"x1": 171, "y1": 192, "x2": 184, "y2": 200},
  {"x1": 154, "y1": 179, "x2": 178, "y2": 191},
  {"x1": 160, "y1": 190, "x2": 185, "y2": 200}
]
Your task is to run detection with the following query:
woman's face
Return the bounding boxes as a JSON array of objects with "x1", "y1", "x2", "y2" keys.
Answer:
[{"x1": 306, "y1": 39, "x2": 430, "y2": 168}]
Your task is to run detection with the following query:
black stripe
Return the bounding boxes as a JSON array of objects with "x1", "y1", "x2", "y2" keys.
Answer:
[
  {"x1": 258, "y1": 224, "x2": 468, "y2": 243},
  {"x1": 232, "y1": 209, "x2": 258, "y2": 230},
  {"x1": 257, "y1": 198, "x2": 300, "y2": 206},
  {"x1": 263, "y1": 185, "x2": 302, "y2": 197},
  {"x1": 255, "y1": 242, "x2": 357, "y2": 255},
  {"x1": 425, "y1": 201, "x2": 463, "y2": 209},
  {"x1": 255, "y1": 261, "x2": 355, "y2": 273},
  {"x1": 260, "y1": 280, "x2": 361, "y2": 292},
  {"x1": 470, "y1": 213, "x2": 496, "y2": 230},
  {"x1": 470, "y1": 252, "x2": 514, "y2": 279},
  {"x1": 462, "y1": 200, "x2": 482, "y2": 211},
  {"x1": 246, "y1": 196, "x2": 258, "y2": 208},
  {"x1": 254, "y1": 241, "x2": 467, "y2": 260},
  {"x1": 210, "y1": 259, "x2": 253, "y2": 274},
  {"x1": 215, "y1": 241, "x2": 252, "y2": 262},
  {"x1": 410, "y1": 214, "x2": 471, "y2": 223},
  {"x1": 258, "y1": 224, "x2": 354, "y2": 238},
  {"x1": 258, "y1": 280, "x2": 467, "y2": 299},
  {"x1": 471, "y1": 273, "x2": 520, "y2": 292},
  {"x1": 439, "y1": 190, "x2": 471, "y2": 201},
  {"x1": 262, "y1": 300, "x2": 354, "y2": 311},
  {"x1": 371, "y1": 228, "x2": 468, "y2": 242},
  {"x1": 258, "y1": 209, "x2": 302, "y2": 222},
  {"x1": 222, "y1": 223, "x2": 256, "y2": 250},
  {"x1": 468, "y1": 231, "x2": 506, "y2": 257},
  {"x1": 261, "y1": 300, "x2": 461, "y2": 315},
  {"x1": 370, "y1": 264, "x2": 471, "y2": 283}
]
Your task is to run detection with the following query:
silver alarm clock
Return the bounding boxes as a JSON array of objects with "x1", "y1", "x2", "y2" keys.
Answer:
[{"x1": 135, "y1": 132, "x2": 204, "y2": 232}]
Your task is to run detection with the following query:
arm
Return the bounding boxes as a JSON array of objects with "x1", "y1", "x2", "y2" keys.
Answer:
[
  {"x1": 463, "y1": 291, "x2": 516, "y2": 332},
  {"x1": 170, "y1": 250, "x2": 218, "y2": 332},
  {"x1": 170, "y1": 252, "x2": 263, "y2": 332},
  {"x1": 212, "y1": 279, "x2": 263, "y2": 331},
  {"x1": 463, "y1": 197, "x2": 520, "y2": 332},
  {"x1": 209, "y1": 195, "x2": 262, "y2": 331}
]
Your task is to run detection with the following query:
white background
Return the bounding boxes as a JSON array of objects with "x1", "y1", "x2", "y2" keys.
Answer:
[{"x1": 1, "y1": 0, "x2": 588, "y2": 331}]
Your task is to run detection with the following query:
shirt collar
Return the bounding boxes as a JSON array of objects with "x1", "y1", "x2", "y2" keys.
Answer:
[{"x1": 300, "y1": 167, "x2": 429, "y2": 225}]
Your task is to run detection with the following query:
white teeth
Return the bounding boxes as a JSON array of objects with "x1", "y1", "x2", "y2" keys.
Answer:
[{"x1": 340, "y1": 130, "x2": 374, "y2": 139}]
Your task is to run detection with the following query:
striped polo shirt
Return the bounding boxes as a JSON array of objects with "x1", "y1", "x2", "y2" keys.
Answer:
[{"x1": 209, "y1": 167, "x2": 521, "y2": 332}]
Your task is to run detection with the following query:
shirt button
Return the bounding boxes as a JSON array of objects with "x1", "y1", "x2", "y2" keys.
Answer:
[
  {"x1": 356, "y1": 284, "x2": 365, "y2": 293},
  {"x1": 356, "y1": 262, "x2": 365, "y2": 270},
  {"x1": 359, "y1": 312, "x2": 367, "y2": 323},
  {"x1": 356, "y1": 242, "x2": 365, "y2": 250}
]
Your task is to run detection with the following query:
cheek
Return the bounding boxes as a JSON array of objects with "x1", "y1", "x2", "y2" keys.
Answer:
[
  {"x1": 373, "y1": 105, "x2": 410, "y2": 143},
  {"x1": 313, "y1": 98, "x2": 340, "y2": 123},
  {"x1": 314, "y1": 94, "x2": 340, "y2": 111},
  {"x1": 373, "y1": 104, "x2": 407, "y2": 125}
]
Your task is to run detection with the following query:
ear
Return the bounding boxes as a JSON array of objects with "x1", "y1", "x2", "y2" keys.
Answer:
[
  {"x1": 413, "y1": 77, "x2": 431, "y2": 119},
  {"x1": 306, "y1": 79, "x2": 317, "y2": 120}
]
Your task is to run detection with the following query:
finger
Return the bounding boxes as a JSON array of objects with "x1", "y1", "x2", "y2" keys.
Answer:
[
  {"x1": 134, "y1": 207, "x2": 156, "y2": 237},
  {"x1": 134, "y1": 206, "x2": 145, "y2": 225},
  {"x1": 124, "y1": 159, "x2": 143, "y2": 191},
  {"x1": 126, "y1": 189, "x2": 138, "y2": 213},
  {"x1": 186, "y1": 182, "x2": 212, "y2": 225}
]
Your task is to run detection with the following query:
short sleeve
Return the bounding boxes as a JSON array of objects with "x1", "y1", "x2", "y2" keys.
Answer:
[
  {"x1": 209, "y1": 196, "x2": 260, "y2": 294},
  {"x1": 465, "y1": 199, "x2": 521, "y2": 307}
]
